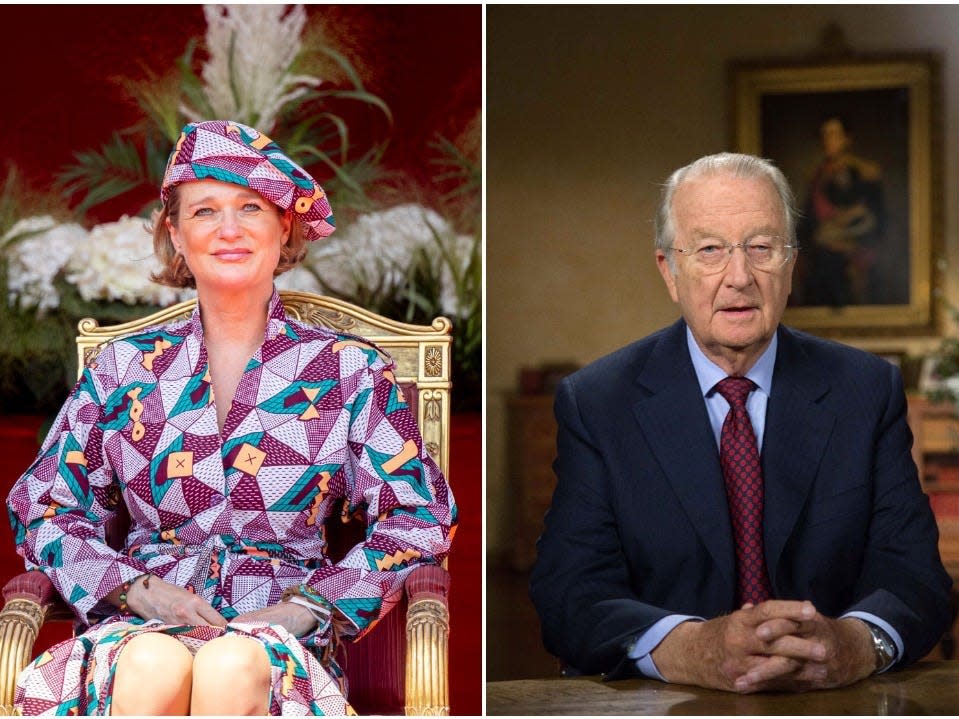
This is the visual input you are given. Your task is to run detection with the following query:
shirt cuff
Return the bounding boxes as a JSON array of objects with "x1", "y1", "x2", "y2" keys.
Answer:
[
  {"x1": 842, "y1": 610, "x2": 904, "y2": 673},
  {"x1": 626, "y1": 614, "x2": 704, "y2": 680}
]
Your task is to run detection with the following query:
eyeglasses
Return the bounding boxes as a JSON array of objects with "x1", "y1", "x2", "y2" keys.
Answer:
[{"x1": 667, "y1": 236, "x2": 797, "y2": 274}]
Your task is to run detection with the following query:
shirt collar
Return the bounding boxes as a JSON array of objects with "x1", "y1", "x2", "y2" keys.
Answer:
[{"x1": 686, "y1": 326, "x2": 777, "y2": 398}]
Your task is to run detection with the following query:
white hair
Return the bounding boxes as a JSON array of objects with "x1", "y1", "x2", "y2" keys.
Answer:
[{"x1": 655, "y1": 152, "x2": 798, "y2": 273}]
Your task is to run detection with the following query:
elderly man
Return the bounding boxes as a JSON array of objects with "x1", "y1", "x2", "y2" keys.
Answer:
[{"x1": 530, "y1": 152, "x2": 951, "y2": 693}]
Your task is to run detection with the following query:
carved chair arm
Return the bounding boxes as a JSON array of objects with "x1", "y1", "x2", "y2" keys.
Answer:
[
  {"x1": 404, "y1": 564, "x2": 451, "y2": 716},
  {"x1": 0, "y1": 571, "x2": 67, "y2": 710}
]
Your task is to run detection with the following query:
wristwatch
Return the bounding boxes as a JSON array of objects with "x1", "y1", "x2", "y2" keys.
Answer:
[{"x1": 865, "y1": 622, "x2": 898, "y2": 673}]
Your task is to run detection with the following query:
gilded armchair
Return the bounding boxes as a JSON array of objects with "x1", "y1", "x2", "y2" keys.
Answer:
[{"x1": 0, "y1": 290, "x2": 453, "y2": 715}]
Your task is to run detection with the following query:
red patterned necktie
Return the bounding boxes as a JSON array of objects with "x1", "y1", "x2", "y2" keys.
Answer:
[{"x1": 716, "y1": 377, "x2": 772, "y2": 606}]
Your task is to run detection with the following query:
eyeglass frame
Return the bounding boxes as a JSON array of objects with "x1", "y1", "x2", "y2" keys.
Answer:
[{"x1": 665, "y1": 235, "x2": 799, "y2": 274}]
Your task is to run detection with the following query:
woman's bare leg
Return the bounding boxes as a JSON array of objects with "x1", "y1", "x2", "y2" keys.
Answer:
[
  {"x1": 111, "y1": 633, "x2": 193, "y2": 715},
  {"x1": 190, "y1": 634, "x2": 272, "y2": 715}
]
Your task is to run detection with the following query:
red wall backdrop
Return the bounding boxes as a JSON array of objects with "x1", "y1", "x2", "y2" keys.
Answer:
[
  {"x1": 0, "y1": 4, "x2": 481, "y2": 715},
  {"x1": 0, "y1": 4, "x2": 481, "y2": 213}
]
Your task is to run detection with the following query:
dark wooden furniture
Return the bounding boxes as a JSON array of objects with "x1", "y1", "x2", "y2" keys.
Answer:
[
  {"x1": 908, "y1": 395, "x2": 959, "y2": 575},
  {"x1": 505, "y1": 394, "x2": 557, "y2": 570},
  {"x1": 487, "y1": 660, "x2": 959, "y2": 715}
]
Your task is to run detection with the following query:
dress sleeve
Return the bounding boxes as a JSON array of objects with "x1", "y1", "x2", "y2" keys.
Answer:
[
  {"x1": 302, "y1": 344, "x2": 456, "y2": 642},
  {"x1": 6, "y1": 357, "x2": 149, "y2": 625}
]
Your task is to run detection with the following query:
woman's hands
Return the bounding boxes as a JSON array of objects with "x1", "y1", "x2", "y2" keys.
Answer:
[
  {"x1": 122, "y1": 575, "x2": 228, "y2": 627},
  {"x1": 230, "y1": 603, "x2": 319, "y2": 637},
  {"x1": 112, "y1": 575, "x2": 320, "y2": 636}
]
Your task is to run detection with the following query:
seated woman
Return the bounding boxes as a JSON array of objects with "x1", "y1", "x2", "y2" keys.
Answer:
[{"x1": 7, "y1": 119, "x2": 456, "y2": 715}]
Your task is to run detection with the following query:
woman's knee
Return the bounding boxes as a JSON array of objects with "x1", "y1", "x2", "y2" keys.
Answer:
[
  {"x1": 191, "y1": 634, "x2": 271, "y2": 713},
  {"x1": 193, "y1": 634, "x2": 271, "y2": 679},
  {"x1": 112, "y1": 633, "x2": 193, "y2": 714},
  {"x1": 115, "y1": 632, "x2": 194, "y2": 681}
]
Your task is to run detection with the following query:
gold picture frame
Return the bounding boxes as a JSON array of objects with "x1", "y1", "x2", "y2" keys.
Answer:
[{"x1": 730, "y1": 54, "x2": 941, "y2": 335}]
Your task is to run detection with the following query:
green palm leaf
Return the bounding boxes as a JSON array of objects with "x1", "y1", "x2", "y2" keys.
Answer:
[{"x1": 56, "y1": 134, "x2": 154, "y2": 215}]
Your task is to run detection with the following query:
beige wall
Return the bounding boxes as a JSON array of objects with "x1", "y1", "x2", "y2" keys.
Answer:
[{"x1": 487, "y1": 5, "x2": 959, "y2": 560}]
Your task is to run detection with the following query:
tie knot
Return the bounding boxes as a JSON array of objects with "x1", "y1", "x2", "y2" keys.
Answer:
[{"x1": 716, "y1": 376, "x2": 756, "y2": 407}]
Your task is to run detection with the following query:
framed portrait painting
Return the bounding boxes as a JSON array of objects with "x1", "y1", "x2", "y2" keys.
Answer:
[{"x1": 730, "y1": 54, "x2": 941, "y2": 335}]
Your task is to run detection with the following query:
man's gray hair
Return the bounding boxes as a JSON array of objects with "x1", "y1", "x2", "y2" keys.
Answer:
[{"x1": 655, "y1": 153, "x2": 798, "y2": 271}]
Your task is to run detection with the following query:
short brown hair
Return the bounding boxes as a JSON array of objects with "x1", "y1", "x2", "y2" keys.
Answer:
[{"x1": 151, "y1": 184, "x2": 310, "y2": 289}]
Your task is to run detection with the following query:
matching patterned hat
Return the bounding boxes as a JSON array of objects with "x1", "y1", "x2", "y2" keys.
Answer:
[{"x1": 161, "y1": 120, "x2": 335, "y2": 241}]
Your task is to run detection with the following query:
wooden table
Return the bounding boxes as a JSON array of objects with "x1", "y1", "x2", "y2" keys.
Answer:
[{"x1": 486, "y1": 660, "x2": 959, "y2": 715}]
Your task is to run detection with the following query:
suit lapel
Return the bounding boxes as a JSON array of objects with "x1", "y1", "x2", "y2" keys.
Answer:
[
  {"x1": 631, "y1": 323, "x2": 837, "y2": 599},
  {"x1": 762, "y1": 327, "x2": 835, "y2": 590},
  {"x1": 631, "y1": 321, "x2": 736, "y2": 594}
]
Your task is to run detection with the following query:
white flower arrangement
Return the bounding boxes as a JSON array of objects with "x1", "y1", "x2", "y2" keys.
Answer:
[
  {"x1": 65, "y1": 216, "x2": 194, "y2": 307},
  {"x1": 3, "y1": 216, "x2": 87, "y2": 314},
  {"x1": 4, "y1": 215, "x2": 193, "y2": 314},
  {"x1": 5, "y1": 205, "x2": 472, "y2": 319},
  {"x1": 278, "y1": 203, "x2": 476, "y2": 318}
]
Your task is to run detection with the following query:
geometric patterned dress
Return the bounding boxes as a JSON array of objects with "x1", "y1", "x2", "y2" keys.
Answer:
[{"x1": 6, "y1": 289, "x2": 457, "y2": 715}]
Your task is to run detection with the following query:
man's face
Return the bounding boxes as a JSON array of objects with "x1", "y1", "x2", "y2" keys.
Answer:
[
  {"x1": 655, "y1": 173, "x2": 794, "y2": 372},
  {"x1": 821, "y1": 118, "x2": 850, "y2": 158}
]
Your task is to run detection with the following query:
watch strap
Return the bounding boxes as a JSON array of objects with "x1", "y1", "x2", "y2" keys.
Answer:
[{"x1": 864, "y1": 621, "x2": 897, "y2": 673}]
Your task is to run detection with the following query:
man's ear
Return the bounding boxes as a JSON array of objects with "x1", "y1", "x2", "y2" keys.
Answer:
[{"x1": 656, "y1": 250, "x2": 680, "y2": 303}]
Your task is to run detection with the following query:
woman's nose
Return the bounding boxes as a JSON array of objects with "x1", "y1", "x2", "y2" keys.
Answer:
[{"x1": 217, "y1": 209, "x2": 241, "y2": 239}]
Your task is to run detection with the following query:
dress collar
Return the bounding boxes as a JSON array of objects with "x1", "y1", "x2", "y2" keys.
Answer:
[{"x1": 186, "y1": 286, "x2": 288, "y2": 344}]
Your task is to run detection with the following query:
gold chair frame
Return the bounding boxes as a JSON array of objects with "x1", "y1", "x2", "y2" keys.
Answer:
[{"x1": 0, "y1": 290, "x2": 453, "y2": 715}]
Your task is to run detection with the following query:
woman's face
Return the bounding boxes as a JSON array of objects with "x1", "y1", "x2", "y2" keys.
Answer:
[{"x1": 166, "y1": 179, "x2": 291, "y2": 297}]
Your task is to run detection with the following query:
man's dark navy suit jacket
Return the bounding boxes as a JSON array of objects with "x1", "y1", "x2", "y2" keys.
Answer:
[{"x1": 530, "y1": 319, "x2": 952, "y2": 678}]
